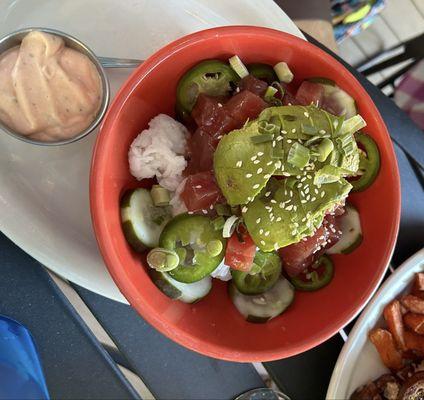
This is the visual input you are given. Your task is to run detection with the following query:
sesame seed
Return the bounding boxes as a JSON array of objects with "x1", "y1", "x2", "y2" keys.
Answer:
[
  {"x1": 188, "y1": 211, "x2": 194, "y2": 214},
  {"x1": 293, "y1": 223, "x2": 299, "y2": 227},
  {"x1": 304, "y1": 112, "x2": 309, "y2": 117},
  {"x1": 261, "y1": 240, "x2": 266, "y2": 245},
  {"x1": 242, "y1": 206, "x2": 248, "y2": 213},
  {"x1": 276, "y1": 217, "x2": 282, "y2": 222},
  {"x1": 282, "y1": 172, "x2": 291, "y2": 177},
  {"x1": 251, "y1": 155, "x2": 257, "y2": 161},
  {"x1": 210, "y1": 204, "x2": 214, "y2": 209},
  {"x1": 319, "y1": 129, "x2": 326, "y2": 134},
  {"x1": 301, "y1": 199, "x2": 307, "y2": 204},
  {"x1": 264, "y1": 231, "x2": 270, "y2": 237},
  {"x1": 281, "y1": 164, "x2": 285, "y2": 171},
  {"x1": 272, "y1": 141, "x2": 276, "y2": 148},
  {"x1": 311, "y1": 197, "x2": 316, "y2": 202},
  {"x1": 218, "y1": 103, "x2": 223, "y2": 108},
  {"x1": 253, "y1": 160, "x2": 260, "y2": 164},
  {"x1": 302, "y1": 237, "x2": 308, "y2": 241},
  {"x1": 247, "y1": 197, "x2": 253, "y2": 202},
  {"x1": 265, "y1": 191, "x2": 271, "y2": 197},
  {"x1": 217, "y1": 135, "x2": 223, "y2": 139},
  {"x1": 246, "y1": 173, "x2": 253, "y2": 178},
  {"x1": 300, "y1": 177, "x2": 306, "y2": 182},
  {"x1": 253, "y1": 184, "x2": 260, "y2": 189},
  {"x1": 257, "y1": 168, "x2": 263, "y2": 174},
  {"x1": 297, "y1": 183, "x2": 303, "y2": 189},
  {"x1": 264, "y1": 174, "x2": 271, "y2": 179},
  {"x1": 286, "y1": 205, "x2": 293, "y2": 211},
  {"x1": 300, "y1": 190, "x2": 305, "y2": 197},
  {"x1": 274, "y1": 243, "x2": 279, "y2": 250},
  {"x1": 270, "y1": 199, "x2": 277, "y2": 204},
  {"x1": 291, "y1": 128, "x2": 296, "y2": 133},
  {"x1": 314, "y1": 188, "x2": 319, "y2": 194},
  {"x1": 306, "y1": 195, "x2": 311, "y2": 201},
  {"x1": 256, "y1": 218, "x2": 261, "y2": 224},
  {"x1": 301, "y1": 217, "x2": 307, "y2": 222},
  {"x1": 259, "y1": 229, "x2": 264, "y2": 234},
  {"x1": 236, "y1": 161, "x2": 243, "y2": 168},
  {"x1": 289, "y1": 190, "x2": 293, "y2": 197},
  {"x1": 287, "y1": 139, "x2": 292, "y2": 143},
  {"x1": 277, "y1": 135, "x2": 283, "y2": 141},
  {"x1": 321, "y1": 191, "x2": 326, "y2": 198},
  {"x1": 296, "y1": 175, "x2": 301, "y2": 179},
  {"x1": 202, "y1": 209, "x2": 208, "y2": 214},
  {"x1": 307, "y1": 174, "x2": 312, "y2": 179},
  {"x1": 257, "y1": 152, "x2": 264, "y2": 156},
  {"x1": 270, "y1": 216, "x2": 275, "y2": 221},
  {"x1": 267, "y1": 161, "x2": 273, "y2": 166},
  {"x1": 279, "y1": 202, "x2": 284, "y2": 209},
  {"x1": 305, "y1": 187, "x2": 310, "y2": 194},
  {"x1": 281, "y1": 130, "x2": 287, "y2": 134},
  {"x1": 291, "y1": 230, "x2": 297, "y2": 235},
  {"x1": 195, "y1": 185, "x2": 202, "y2": 188},
  {"x1": 265, "y1": 206, "x2": 272, "y2": 211},
  {"x1": 293, "y1": 205, "x2": 297, "y2": 211}
]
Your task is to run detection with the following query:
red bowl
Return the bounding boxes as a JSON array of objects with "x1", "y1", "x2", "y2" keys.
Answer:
[{"x1": 90, "y1": 26, "x2": 400, "y2": 362}]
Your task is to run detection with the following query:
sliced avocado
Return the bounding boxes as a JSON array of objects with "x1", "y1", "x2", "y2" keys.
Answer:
[
  {"x1": 244, "y1": 177, "x2": 352, "y2": 251},
  {"x1": 213, "y1": 120, "x2": 278, "y2": 206}
]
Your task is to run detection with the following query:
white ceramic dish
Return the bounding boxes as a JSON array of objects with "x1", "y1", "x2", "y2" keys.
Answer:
[
  {"x1": 0, "y1": 0, "x2": 304, "y2": 302},
  {"x1": 327, "y1": 248, "x2": 424, "y2": 399}
]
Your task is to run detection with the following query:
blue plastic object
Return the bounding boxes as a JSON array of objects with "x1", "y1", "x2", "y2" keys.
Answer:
[{"x1": 0, "y1": 315, "x2": 49, "y2": 399}]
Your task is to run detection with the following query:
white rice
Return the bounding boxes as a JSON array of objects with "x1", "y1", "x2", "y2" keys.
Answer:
[{"x1": 128, "y1": 114, "x2": 189, "y2": 191}]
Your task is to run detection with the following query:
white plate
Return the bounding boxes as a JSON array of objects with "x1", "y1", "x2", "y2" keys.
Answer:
[
  {"x1": 327, "y1": 248, "x2": 424, "y2": 399},
  {"x1": 0, "y1": 0, "x2": 304, "y2": 302}
]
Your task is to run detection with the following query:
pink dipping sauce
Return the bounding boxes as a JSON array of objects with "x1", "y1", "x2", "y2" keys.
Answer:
[{"x1": 0, "y1": 31, "x2": 102, "y2": 142}]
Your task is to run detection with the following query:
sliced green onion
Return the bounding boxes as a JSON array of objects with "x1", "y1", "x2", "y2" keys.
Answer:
[
  {"x1": 316, "y1": 138, "x2": 334, "y2": 162},
  {"x1": 223, "y1": 215, "x2": 239, "y2": 238},
  {"x1": 251, "y1": 133, "x2": 274, "y2": 144},
  {"x1": 339, "y1": 115, "x2": 366, "y2": 135},
  {"x1": 229, "y1": 55, "x2": 249, "y2": 78},
  {"x1": 147, "y1": 248, "x2": 180, "y2": 272},
  {"x1": 329, "y1": 149, "x2": 340, "y2": 167},
  {"x1": 212, "y1": 216, "x2": 225, "y2": 231},
  {"x1": 151, "y1": 185, "x2": 170, "y2": 206},
  {"x1": 305, "y1": 135, "x2": 322, "y2": 147},
  {"x1": 333, "y1": 115, "x2": 345, "y2": 136},
  {"x1": 258, "y1": 121, "x2": 278, "y2": 135},
  {"x1": 206, "y1": 240, "x2": 223, "y2": 257},
  {"x1": 264, "y1": 86, "x2": 278, "y2": 102},
  {"x1": 215, "y1": 203, "x2": 231, "y2": 216},
  {"x1": 273, "y1": 61, "x2": 294, "y2": 83},
  {"x1": 313, "y1": 165, "x2": 341, "y2": 185},
  {"x1": 272, "y1": 142, "x2": 284, "y2": 159},
  {"x1": 287, "y1": 142, "x2": 310, "y2": 168},
  {"x1": 301, "y1": 124, "x2": 318, "y2": 136},
  {"x1": 337, "y1": 133, "x2": 356, "y2": 156}
]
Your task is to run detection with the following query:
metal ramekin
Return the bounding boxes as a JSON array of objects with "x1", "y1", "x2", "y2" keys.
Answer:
[{"x1": 0, "y1": 27, "x2": 110, "y2": 146}]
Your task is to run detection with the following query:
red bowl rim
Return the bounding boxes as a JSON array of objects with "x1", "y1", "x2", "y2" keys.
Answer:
[{"x1": 90, "y1": 26, "x2": 401, "y2": 362}]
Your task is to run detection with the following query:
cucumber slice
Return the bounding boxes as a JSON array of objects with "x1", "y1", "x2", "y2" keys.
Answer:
[
  {"x1": 121, "y1": 188, "x2": 171, "y2": 251},
  {"x1": 229, "y1": 277, "x2": 295, "y2": 323},
  {"x1": 308, "y1": 78, "x2": 357, "y2": 118},
  {"x1": 326, "y1": 204, "x2": 362, "y2": 255},
  {"x1": 148, "y1": 268, "x2": 212, "y2": 303}
]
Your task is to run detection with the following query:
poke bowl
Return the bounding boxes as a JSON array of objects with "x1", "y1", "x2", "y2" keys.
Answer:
[{"x1": 90, "y1": 26, "x2": 400, "y2": 362}]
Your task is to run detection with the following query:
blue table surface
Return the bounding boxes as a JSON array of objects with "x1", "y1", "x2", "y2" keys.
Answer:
[{"x1": 0, "y1": 34, "x2": 423, "y2": 400}]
